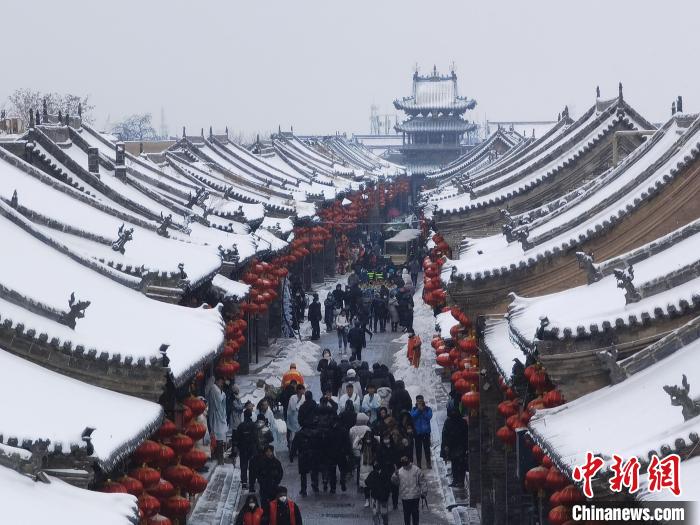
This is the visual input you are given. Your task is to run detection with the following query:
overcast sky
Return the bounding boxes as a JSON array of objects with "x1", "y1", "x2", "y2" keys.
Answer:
[{"x1": 2, "y1": 1, "x2": 698, "y2": 136}]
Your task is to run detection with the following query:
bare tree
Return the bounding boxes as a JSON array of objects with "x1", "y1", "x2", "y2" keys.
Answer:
[
  {"x1": 111, "y1": 113, "x2": 157, "y2": 141},
  {"x1": 2, "y1": 89, "x2": 95, "y2": 123}
]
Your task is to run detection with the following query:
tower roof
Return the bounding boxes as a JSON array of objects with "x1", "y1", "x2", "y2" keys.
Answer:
[{"x1": 394, "y1": 68, "x2": 476, "y2": 114}]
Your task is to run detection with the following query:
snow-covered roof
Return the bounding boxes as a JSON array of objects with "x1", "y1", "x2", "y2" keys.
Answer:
[
  {"x1": 434, "y1": 310, "x2": 460, "y2": 340},
  {"x1": 0, "y1": 350, "x2": 162, "y2": 470},
  {"x1": 482, "y1": 317, "x2": 525, "y2": 383},
  {"x1": 385, "y1": 228, "x2": 421, "y2": 243},
  {"x1": 210, "y1": 275, "x2": 250, "y2": 301},
  {"x1": 259, "y1": 216, "x2": 295, "y2": 236},
  {"x1": 2, "y1": 464, "x2": 138, "y2": 525},
  {"x1": 529, "y1": 317, "x2": 700, "y2": 480},
  {"x1": 394, "y1": 71, "x2": 476, "y2": 114},
  {"x1": 395, "y1": 116, "x2": 475, "y2": 133}
]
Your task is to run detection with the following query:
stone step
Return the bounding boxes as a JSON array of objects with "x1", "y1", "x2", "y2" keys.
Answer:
[{"x1": 189, "y1": 464, "x2": 241, "y2": 525}]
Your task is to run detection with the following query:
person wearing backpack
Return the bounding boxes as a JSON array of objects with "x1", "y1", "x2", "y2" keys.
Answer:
[{"x1": 233, "y1": 409, "x2": 258, "y2": 489}]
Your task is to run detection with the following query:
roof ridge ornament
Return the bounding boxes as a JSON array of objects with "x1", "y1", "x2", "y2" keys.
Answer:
[
  {"x1": 575, "y1": 251, "x2": 602, "y2": 284},
  {"x1": 618, "y1": 81, "x2": 623, "y2": 101},
  {"x1": 59, "y1": 292, "x2": 91, "y2": 329},
  {"x1": 613, "y1": 265, "x2": 641, "y2": 304},
  {"x1": 596, "y1": 346, "x2": 628, "y2": 384},
  {"x1": 663, "y1": 375, "x2": 700, "y2": 421},
  {"x1": 596, "y1": 85, "x2": 601, "y2": 98},
  {"x1": 156, "y1": 212, "x2": 173, "y2": 237},
  {"x1": 111, "y1": 223, "x2": 134, "y2": 254}
]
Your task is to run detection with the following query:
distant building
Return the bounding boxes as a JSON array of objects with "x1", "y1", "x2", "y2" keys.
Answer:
[{"x1": 394, "y1": 66, "x2": 477, "y2": 170}]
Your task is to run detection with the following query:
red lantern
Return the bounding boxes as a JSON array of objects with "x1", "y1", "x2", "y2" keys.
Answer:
[
  {"x1": 156, "y1": 419, "x2": 177, "y2": 440},
  {"x1": 497, "y1": 401, "x2": 517, "y2": 418},
  {"x1": 162, "y1": 494, "x2": 191, "y2": 518},
  {"x1": 134, "y1": 440, "x2": 161, "y2": 464},
  {"x1": 524, "y1": 466, "x2": 549, "y2": 493},
  {"x1": 138, "y1": 493, "x2": 161, "y2": 518},
  {"x1": 182, "y1": 405, "x2": 193, "y2": 425},
  {"x1": 449, "y1": 325, "x2": 461, "y2": 338},
  {"x1": 185, "y1": 421, "x2": 207, "y2": 442},
  {"x1": 163, "y1": 463, "x2": 194, "y2": 488},
  {"x1": 461, "y1": 389, "x2": 480, "y2": 412},
  {"x1": 170, "y1": 434, "x2": 194, "y2": 456},
  {"x1": 100, "y1": 480, "x2": 127, "y2": 493},
  {"x1": 528, "y1": 397, "x2": 546, "y2": 412},
  {"x1": 216, "y1": 359, "x2": 240, "y2": 378},
  {"x1": 545, "y1": 468, "x2": 569, "y2": 491},
  {"x1": 450, "y1": 371, "x2": 463, "y2": 383},
  {"x1": 558, "y1": 484, "x2": 584, "y2": 505},
  {"x1": 549, "y1": 490, "x2": 562, "y2": 508},
  {"x1": 548, "y1": 505, "x2": 572, "y2": 525},
  {"x1": 506, "y1": 414, "x2": 526, "y2": 431},
  {"x1": 530, "y1": 370, "x2": 549, "y2": 392},
  {"x1": 183, "y1": 396, "x2": 206, "y2": 417},
  {"x1": 118, "y1": 475, "x2": 143, "y2": 496},
  {"x1": 130, "y1": 466, "x2": 160, "y2": 489},
  {"x1": 542, "y1": 455, "x2": 553, "y2": 469},
  {"x1": 543, "y1": 389, "x2": 564, "y2": 408},
  {"x1": 147, "y1": 478, "x2": 175, "y2": 500},
  {"x1": 153, "y1": 444, "x2": 175, "y2": 469},
  {"x1": 454, "y1": 379, "x2": 470, "y2": 394},
  {"x1": 147, "y1": 515, "x2": 173, "y2": 525},
  {"x1": 496, "y1": 425, "x2": 516, "y2": 447},
  {"x1": 181, "y1": 448, "x2": 208, "y2": 470},
  {"x1": 531, "y1": 445, "x2": 544, "y2": 463},
  {"x1": 187, "y1": 472, "x2": 208, "y2": 494},
  {"x1": 436, "y1": 353, "x2": 452, "y2": 368}
]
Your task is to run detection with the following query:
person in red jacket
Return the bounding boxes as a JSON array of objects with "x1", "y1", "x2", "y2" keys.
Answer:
[
  {"x1": 235, "y1": 494, "x2": 264, "y2": 525},
  {"x1": 407, "y1": 330, "x2": 422, "y2": 368},
  {"x1": 263, "y1": 486, "x2": 303, "y2": 525},
  {"x1": 282, "y1": 363, "x2": 305, "y2": 388}
]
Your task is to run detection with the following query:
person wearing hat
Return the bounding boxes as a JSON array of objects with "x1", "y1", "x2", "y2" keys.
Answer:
[
  {"x1": 339, "y1": 368, "x2": 362, "y2": 398},
  {"x1": 235, "y1": 494, "x2": 264, "y2": 525},
  {"x1": 263, "y1": 486, "x2": 303, "y2": 525},
  {"x1": 307, "y1": 293, "x2": 322, "y2": 340}
]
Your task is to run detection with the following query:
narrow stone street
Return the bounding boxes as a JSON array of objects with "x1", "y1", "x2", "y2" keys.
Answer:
[{"x1": 266, "y1": 285, "x2": 452, "y2": 525}]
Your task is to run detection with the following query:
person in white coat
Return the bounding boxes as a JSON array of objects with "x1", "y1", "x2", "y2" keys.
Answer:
[
  {"x1": 339, "y1": 368, "x2": 363, "y2": 397},
  {"x1": 254, "y1": 398, "x2": 282, "y2": 451},
  {"x1": 206, "y1": 377, "x2": 228, "y2": 465},
  {"x1": 338, "y1": 383, "x2": 361, "y2": 414},
  {"x1": 361, "y1": 384, "x2": 381, "y2": 424},
  {"x1": 286, "y1": 384, "x2": 306, "y2": 445}
]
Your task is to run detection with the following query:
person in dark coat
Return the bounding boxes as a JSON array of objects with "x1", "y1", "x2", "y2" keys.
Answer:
[
  {"x1": 324, "y1": 416, "x2": 351, "y2": 493},
  {"x1": 371, "y1": 295, "x2": 388, "y2": 333},
  {"x1": 324, "y1": 293, "x2": 335, "y2": 332},
  {"x1": 307, "y1": 293, "x2": 322, "y2": 340},
  {"x1": 357, "y1": 361, "x2": 372, "y2": 393},
  {"x1": 381, "y1": 364, "x2": 396, "y2": 390},
  {"x1": 317, "y1": 349, "x2": 337, "y2": 394},
  {"x1": 320, "y1": 390, "x2": 339, "y2": 412},
  {"x1": 441, "y1": 407, "x2": 469, "y2": 488},
  {"x1": 365, "y1": 463, "x2": 393, "y2": 525},
  {"x1": 347, "y1": 320, "x2": 367, "y2": 362},
  {"x1": 252, "y1": 445, "x2": 283, "y2": 506},
  {"x1": 291, "y1": 426, "x2": 320, "y2": 496},
  {"x1": 371, "y1": 407, "x2": 389, "y2": 437},
  {"x1": 233, "y1": 409, "x2": 258, "y2": 489},
  {"x1": 340, "y1": 400, "x2": 358, "y2": 432},
  {"x1": 389, "y1": 380, "x2": 413, "y2": 416},
  {"x1": 263, "y1": 486, "x2": 303, "y2": 525},
  {"x1": 369, "y1": 363, "x2": 391, "y2": 389},
  {"x1": 376, "y1": 435, "x2": 400, "y2": 510},
  {"x1": 297, "y1": 391, "x2": 317, "y2": 429}
]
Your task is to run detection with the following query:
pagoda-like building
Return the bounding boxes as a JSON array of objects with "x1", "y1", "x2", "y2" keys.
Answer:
[{"x1": 394, "y1": 66, "x2": 477, "y2": 171}]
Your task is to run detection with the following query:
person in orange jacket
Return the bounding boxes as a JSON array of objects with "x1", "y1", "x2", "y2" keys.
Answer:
[
  {"x1": 282, "y1": 363, "x2": 304, "y2": 388},
  {"x1": 407, "y1": 331, "x2": 422, "y2": 368}
]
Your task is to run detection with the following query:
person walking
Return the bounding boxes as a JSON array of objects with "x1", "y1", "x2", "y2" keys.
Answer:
[
  {"x1": 254, "y1": 445, "x2": 284, "y2": 507},
  {"x1": 297, "y1": 391, "x2": 317, "y2": 430},
  {"x1": 263, "y1": 486, "x2": 303, "y2": 525},
  {"x1": 391, "y1": 456, "x2": 426, "y2": 525},
  {"x1": 286, "y1": 384, "x2": 306, "y2": 448},
  {"x1": 388, "y1": 294, "x2": 400, "y2": 333},
  {"x1": 233, "y1": 409, "x2": 258, "y2": 489},
  {"x1": 377, "y1": 435, "x2": 400, "y2": 510},
  {"x1": 361, "y1": 383, "x2": 381, "y2": 424},
  {"x1": 338, "y1": 383, "x2": 361, "y2": 414},
  {"x1": 407, "y1": 331, "x2": 422, "y2": 369},
  {"x1": 441, "y1": 407, "x2": 469, "y2": 488},
  {"x1": 206, "y1": 377, "x2": 228, "y2": 465},
  {"x1": 365, "y1": 463, "x2": 392, "y2": 525},
  {"x1": 290, "y1": 426, "x2": 320, "y2": 496},
  {"x1": 282, "y1": 364, "x2": 305, "y2": 388},
  {"x1": 372, "y1": 294, "x2": 388, "y2": 333},
  {"x1": 335, "y1": 309, "x2": 350, "y2": 354},
  {"x1": 235, "y1": 494, "x2": 264, "y2": 525},
  {"x1": 307, "y1": 293, "x2": 322, "y2": 340},
  {"x1": 359, "y1": 430, "x2": 379, "y2": 507},
  {"x1": 410, "y1": 395, "x2": 433, "y2": 469},
  {"x1": 349, "y1": 413, "x2": 371, "y2": 485},
  {"x1": 348, "y1": 320, "x2": 367, "y2": 362},
  {"x1": 324, "y1": 293, "x2": 336, "y2": 332},
  {"x1": 408, "y1": 258, "x2": 421, "y2": 288},
  {"x1": 389, "y1": 380, "x2": 413, "y2": 416}
]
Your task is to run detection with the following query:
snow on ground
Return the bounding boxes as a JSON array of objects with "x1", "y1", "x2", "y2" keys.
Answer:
[{"x1": 2, "y1": 464, "x2": 138, "y2": 525}]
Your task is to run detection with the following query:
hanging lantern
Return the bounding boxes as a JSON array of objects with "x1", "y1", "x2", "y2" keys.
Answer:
[
  {"x1": 530, "y1": 370, "x2": 549, "y2": 393},
  {"x1": 497, "y1": 401, "x2": 517, "y2": 418},
  {"x1": 436, "y1": 353, "x2": 452, "y2": 368},
  {"x1": 454, "y1": 378, "x2": 470, "y2": 394},
  {"x1": 548, "y1": 505, "x2": 572, "y2": 525},
  {"x1": 133, "y1": 440, "x2": 161, "y2": 464},
  {"x1": 545, "y1": 467, "x2": 569, "y2": 491},
  {"x1": 170, "y1": 434, "x2": 194, "y2": 456},
  {"x1": 147, "y1": 478, "x2": 175, "y2": 500},
  {"x1": 461, "y1": 386, "x2": 480, "y2": 414},
  {"x1": 183, "y1": 396, "x2": 206, "y2": 417},
  {"x1": 449, "y1": 325, "x2": 462, "y2": 338},
  {"x1": 182, "y1": 405, "x2": 193, "y2": 425},
  {"x1": 187, "y1": 473, "x2": 208, "y2": 495},
  {"x1": 543, "y1": 389, "x2": 564, "y2": 408},
  {"x1": 181, "y1": 448, "x2": 208, "y2": 470},
  {"x1": 99, "y1": 479, "x2": 127, "y2": 493},
  {"x1": 542, "y1": 456, "x2": 554, "y2": 469},
  {"x1": 216, "y1": 359, "x2": 240, "y2": 378},
  {"x1": 152, "y1": 444, "x2": 175, "y2": 469},
  {"x1": 531, "y1": 445, "x2": 545, "y2": 463},
  {"x1": 496, "y1": 425, "x2": 516, "y2": 447},
  {"x1": 162, "y1": 494, "x2": 191, "y2": 519},
  {"x1": 524, "y1": 466, "x2": 549, "y2": 494},
  {"x1": 156, "y1": 419, "x2": 177, "y2": 440},
  {"x1": 118, "y1": 475, "x2": 143, "y2": 496},
  {"x1": 527, "y1": 397, "x2": 546, "y2": 412},
  {"x1": 558, "y1": 484, "x2": 584, "y2": 505},
  {"x1": 549, "y1": 490, "x2": 562, "y2": 508},
  {"x1": 138, "y1": 493, "x2": 161, "y2": 518},
  {"x1": 162, "y1": 463, "x2": 194, "y2": 488},
  {"x1": 506, "y1": 414, "x2": 526, "y2": 431},
  {"x1": 185, "y1": 421, "x2": 207, "y2": 442},
  {"x1": 130, "y1": 466, "x2": 160, "y2": 489}
]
